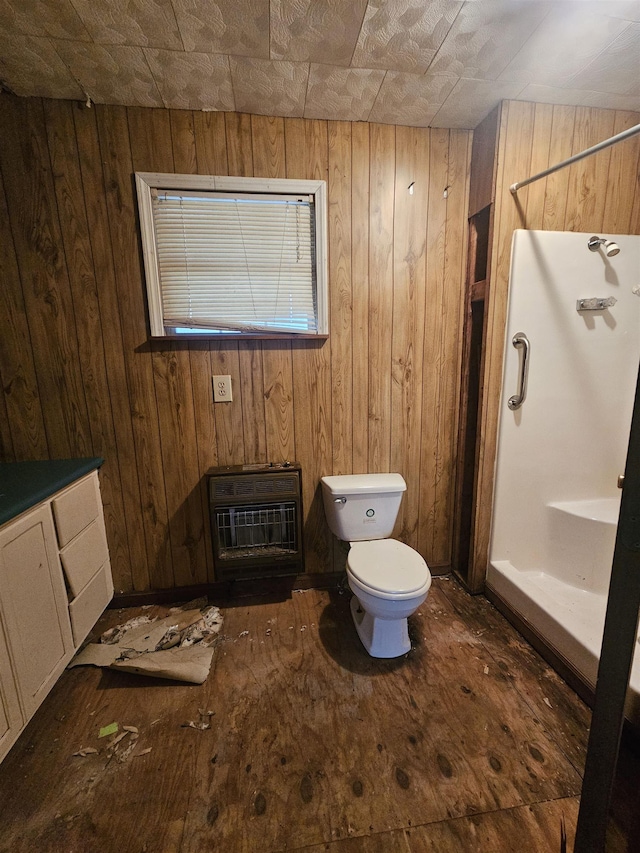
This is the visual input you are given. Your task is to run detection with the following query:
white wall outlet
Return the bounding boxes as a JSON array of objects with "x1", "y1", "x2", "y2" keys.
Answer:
[{"x1": 212, "y1": 375, "x2": 233, "y2": 402}]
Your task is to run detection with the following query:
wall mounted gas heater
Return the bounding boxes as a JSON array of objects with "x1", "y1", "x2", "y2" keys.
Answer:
[{"x1": 207, "y1": 463, "x2": 303, "y2": 581}]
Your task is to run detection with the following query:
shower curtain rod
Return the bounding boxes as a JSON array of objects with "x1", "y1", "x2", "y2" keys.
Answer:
[{"x1": 510, "y1": 122, "x2": 640, "y2": 194}]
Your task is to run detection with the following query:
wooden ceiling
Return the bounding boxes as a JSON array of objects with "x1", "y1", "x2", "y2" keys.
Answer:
[{"x1": 0, "y1": 0, "x2": 638, "y2": 128}]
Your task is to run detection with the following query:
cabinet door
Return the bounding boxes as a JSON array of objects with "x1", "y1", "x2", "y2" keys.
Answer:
[
  {"x1": 0, "y1": 613, "x2": 22, "y2": 763},
  {"x1": 0, "y1": 505, "x2": 73, "y2": 718}
]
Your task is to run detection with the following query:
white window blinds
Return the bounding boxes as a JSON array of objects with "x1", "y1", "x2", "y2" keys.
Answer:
[{"x1": 151, "y1": 190, "x2": 318, "y2": 334}]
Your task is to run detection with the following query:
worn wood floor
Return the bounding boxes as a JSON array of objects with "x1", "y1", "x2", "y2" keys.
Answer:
[{"x1": 0, "y1": 577, "x2": 637, "y2": 852}]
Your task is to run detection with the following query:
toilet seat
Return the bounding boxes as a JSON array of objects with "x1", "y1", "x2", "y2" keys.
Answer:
[{"x1": 347, "y1": 539, "x2": 430, "y2": 597}]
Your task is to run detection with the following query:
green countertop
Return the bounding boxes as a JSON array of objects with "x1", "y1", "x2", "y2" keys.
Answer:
[{"x1": 0, "y1": 458, "x2": 103, "y2": 527}]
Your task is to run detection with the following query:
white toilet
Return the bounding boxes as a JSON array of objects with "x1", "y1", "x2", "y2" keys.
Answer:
[{"x1": 321, "y1": 473, "x2": 432, "y2": 658}]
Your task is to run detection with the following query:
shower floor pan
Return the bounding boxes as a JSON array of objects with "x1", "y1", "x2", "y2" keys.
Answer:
[{"x1": 487, "y1": 560, "x2": 640, "y2": 724}]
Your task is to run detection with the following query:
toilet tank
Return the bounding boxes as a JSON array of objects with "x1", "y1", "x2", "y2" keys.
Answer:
[{"x1": 320, "y1": 474, "x2": 407, "y2": 541}]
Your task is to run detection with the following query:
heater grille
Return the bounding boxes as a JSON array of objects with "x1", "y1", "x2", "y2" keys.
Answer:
[
  {"x1": 207, "y1": 464, "x2": 303, "y2": 581},
  {"x1": 215, "y1": 503, "x2": 297, "y2": 559}
]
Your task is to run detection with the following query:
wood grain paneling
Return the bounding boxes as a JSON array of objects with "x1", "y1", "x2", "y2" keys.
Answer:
[
  {"x1": 328, "y1": 120, "x2": 353, "y2": 479},
  {"x1": 419, "y1": 128, "x2": 450, "y2": 565},
  {"x1": 43, "y1": 98, "x2": 131, "y2": 591},
  {"x1": 603, "y1": 110, "x2": 640, "y2": 234},
  {"x1": 564, "y1": 107, "x2": 616, "y2": 233},
  {"x1": 0, "y1": 93, "x2": 471, "y2": 591},
  {"x1": 97, "y1": 104, "x2": 172, "y2": 589},
  {"x1": 391, "y1": 126, "x2": 429, "y2": 548},
  {"x1": 471, "y1": 100, "x2": 640, "y2": 587},
  {"x1": 0, "y1": 391, "x2": 13, "y2": 463},
  {"x1": 0, "y1": 97, "x2": 92, "y2": 461},
  {"x1": 523, "y1": 103, "x2": 553, "y2": 231},
  {"x1": 72, "y1": 103, "x2": 150, "y2": 592},
  {"x1": 0, "y1": 168, "x2": 48, "y2": 461},
  {"x1": 287, "y1": 118, "x2": 333, "y2": 574},
  {"x1": 350, "y1": 123, "x2": 370, "y2": 480},
  {"x1": 251, "y1": 114, "x2": 296, "y2": 467},
  {"x1": 438, "y1": 130, "x2": 472, "y2": 560},
  {"x1": 368, "y1": 123, "x2": 396, "y2": 475},
  {"x1": 540, "y1": 106, "x2": 576, "y2": 232},
  {"x1": 468, "y1": 105, "x2": 499, "y2": 217}
]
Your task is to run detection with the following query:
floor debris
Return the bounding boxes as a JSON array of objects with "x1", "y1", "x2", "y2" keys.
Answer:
[
  {"x1": 108, "y1": 731, "x2": 128, "y2": 748},
  {"x1": 69, "y1": 602, "x2": 224, "y2": 684},
  {"x1": 105, "y1": 723, "x2": 141, "y2": 763},
  {"x1": 73, "y1": 720, "x2": 147, "y2": 763},
  {"x1": 182, "y1": 709, "x2": 215, "y2": 731},
  {"x1": 73, "y1": 747, "x2": 98, "y2": 757}
]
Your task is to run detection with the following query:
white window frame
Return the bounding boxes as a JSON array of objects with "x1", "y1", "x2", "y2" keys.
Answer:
[{"x1": 135, "y1": 172, "x2": 328, "y2": 338}]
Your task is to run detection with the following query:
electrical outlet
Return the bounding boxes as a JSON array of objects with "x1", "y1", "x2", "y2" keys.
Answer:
[{"x1": 212, "y1": 375, "x2": 233, "y2": 402}]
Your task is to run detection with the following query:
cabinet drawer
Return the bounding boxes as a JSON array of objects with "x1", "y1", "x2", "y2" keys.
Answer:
[
  {"x1": 69, "y1": 563, "x2": 113, "y2": 648},
  {"x1": 52, "y1": 474, "x2": 100, "y2": 547},
  {"x1": 59, "y1": 519, "x2": 109, "y2": 598}
]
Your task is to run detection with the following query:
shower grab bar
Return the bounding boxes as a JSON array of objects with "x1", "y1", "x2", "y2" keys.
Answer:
[{"x1": 508, "y1": 332, "x2": 530, "y2": 411}]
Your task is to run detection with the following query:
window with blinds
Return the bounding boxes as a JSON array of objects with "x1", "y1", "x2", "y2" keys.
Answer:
[{"x1": 135, "y1": 173, "x2": 328, "y2": 337}]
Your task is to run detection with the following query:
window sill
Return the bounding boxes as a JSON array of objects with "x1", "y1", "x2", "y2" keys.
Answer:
[{"x1": 150, "y1": 333, "x2": 330, "y2": 342}]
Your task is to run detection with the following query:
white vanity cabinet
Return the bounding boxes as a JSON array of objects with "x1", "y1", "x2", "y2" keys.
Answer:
[{"x1": 0, "y1": 463, "x2": 113, "y2": 763}]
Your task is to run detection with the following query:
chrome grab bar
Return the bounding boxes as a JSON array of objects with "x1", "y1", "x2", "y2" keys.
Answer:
[{"x1": 508, "y1": 332, "x2": 530, "y2": 411}]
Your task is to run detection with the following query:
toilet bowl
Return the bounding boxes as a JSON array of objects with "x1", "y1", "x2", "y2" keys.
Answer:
[
  {"x1": 320, "y1": 474, "x2": 432, "y2": 658},
  {"x1": 347, "y1": 539, "x2": 431, "y2": 657}
]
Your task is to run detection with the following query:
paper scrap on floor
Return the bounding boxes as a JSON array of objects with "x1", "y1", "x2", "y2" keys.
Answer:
[{"x1": 69, "y1": 601, "x2": 223, "y2": 684}]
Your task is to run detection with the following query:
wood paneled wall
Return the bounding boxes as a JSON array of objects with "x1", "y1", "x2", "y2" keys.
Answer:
[
  {"x1": 0, "y1": 94, "x2": 471, "y2": 593},
  {"x1": 473, "y1": 101, "x2": 640, "y2": 581}
]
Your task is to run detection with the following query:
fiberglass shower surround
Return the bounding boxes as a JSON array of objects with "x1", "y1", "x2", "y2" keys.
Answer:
[{"x1": 487, "y1": 229, "x2": 640, "y2": 721}]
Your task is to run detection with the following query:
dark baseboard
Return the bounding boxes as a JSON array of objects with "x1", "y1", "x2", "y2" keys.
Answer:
[
  {"x1": 111, "y1": 560, "x2": 451, "y2": 610},
  {"x1": 110, "y1": 571, "x2": 345, "y2": 609}
]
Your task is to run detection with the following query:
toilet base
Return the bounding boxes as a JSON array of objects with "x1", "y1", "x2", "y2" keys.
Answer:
[{"x1": 350, "y1": 595, "x2": 411, "y2": 658}]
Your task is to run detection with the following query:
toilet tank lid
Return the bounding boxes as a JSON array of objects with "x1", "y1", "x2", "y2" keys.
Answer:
[{"x1": 321, "y1": 473, "x2": 406, "y2": 495}]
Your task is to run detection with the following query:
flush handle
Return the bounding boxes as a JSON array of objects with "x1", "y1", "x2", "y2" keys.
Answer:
[{"x1": 334, "y1": 497, "x2": 347, "y2": 504}]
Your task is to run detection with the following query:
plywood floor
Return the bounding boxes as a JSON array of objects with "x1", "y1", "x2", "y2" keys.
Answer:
[{"x1": 0, "y1": 578, "x2": 636, "y2": 852}]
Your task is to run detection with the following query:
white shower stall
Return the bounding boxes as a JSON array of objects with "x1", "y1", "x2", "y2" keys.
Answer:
[{"x1": 487, "y1": 229, "x2": 640, "y2": 720}]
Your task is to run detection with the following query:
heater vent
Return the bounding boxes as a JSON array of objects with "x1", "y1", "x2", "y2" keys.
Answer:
[{"x1": 211, "y1": 474, "x2": 299, "y2": 500}]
